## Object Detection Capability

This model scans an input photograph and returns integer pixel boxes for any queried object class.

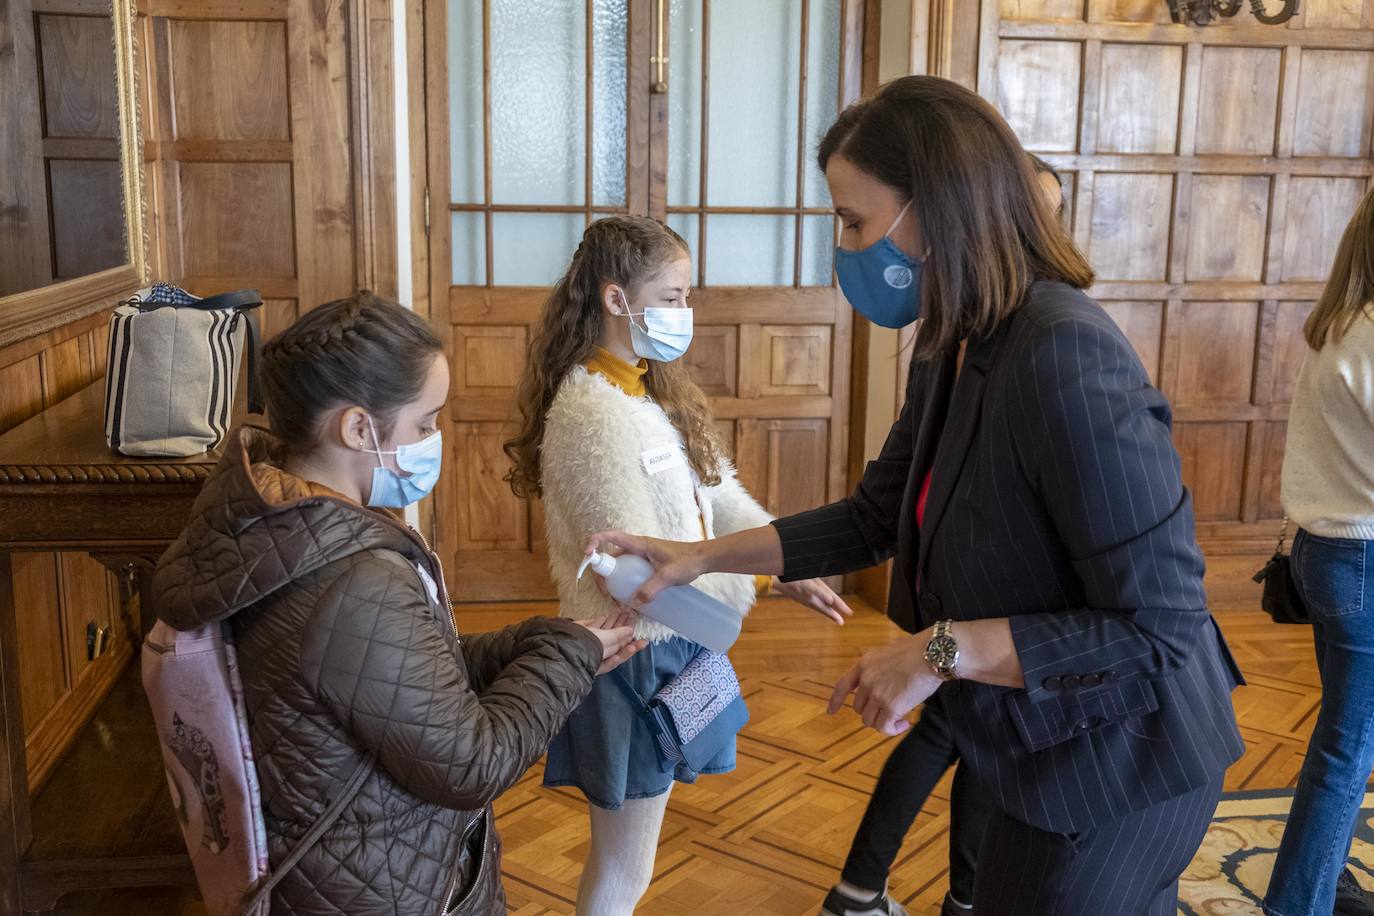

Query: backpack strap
[236,753,377,916]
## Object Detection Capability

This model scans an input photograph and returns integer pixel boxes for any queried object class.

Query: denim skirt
[543,635,738,810]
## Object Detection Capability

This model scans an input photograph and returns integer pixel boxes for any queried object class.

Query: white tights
[575,788,672,916]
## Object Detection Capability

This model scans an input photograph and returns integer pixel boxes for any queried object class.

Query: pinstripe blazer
[774,281,1245,834]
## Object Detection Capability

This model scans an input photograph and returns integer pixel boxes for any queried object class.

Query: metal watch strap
[927,618,959,681]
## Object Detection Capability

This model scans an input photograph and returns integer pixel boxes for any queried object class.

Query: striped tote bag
[104,284,263,457]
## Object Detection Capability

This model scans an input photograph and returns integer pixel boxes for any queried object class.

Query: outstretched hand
[574,611,649,675]
[828,636,942,736]
[584,531,706,608]
[771,576,853,625]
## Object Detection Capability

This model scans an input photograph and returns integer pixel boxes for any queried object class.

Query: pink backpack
[142,619,373,915]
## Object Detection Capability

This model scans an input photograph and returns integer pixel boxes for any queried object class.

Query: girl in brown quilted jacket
[151,292,645,915]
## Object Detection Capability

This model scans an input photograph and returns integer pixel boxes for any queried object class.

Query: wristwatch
[924,619,960,681]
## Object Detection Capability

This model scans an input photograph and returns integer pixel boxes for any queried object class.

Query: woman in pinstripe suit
[587,75,1246,916]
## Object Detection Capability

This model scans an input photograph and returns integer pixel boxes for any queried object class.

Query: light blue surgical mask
[625,305,693,363]
[834,200,923,329]
[364,415,442,508]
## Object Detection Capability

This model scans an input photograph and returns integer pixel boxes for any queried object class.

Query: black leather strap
[191,289,263,312]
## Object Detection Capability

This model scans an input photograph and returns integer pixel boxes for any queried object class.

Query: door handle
[651,0,668,94]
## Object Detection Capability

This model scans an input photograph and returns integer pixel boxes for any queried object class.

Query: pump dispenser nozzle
[577,551,616,581]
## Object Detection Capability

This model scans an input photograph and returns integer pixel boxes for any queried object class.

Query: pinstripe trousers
[971,772,1223,916]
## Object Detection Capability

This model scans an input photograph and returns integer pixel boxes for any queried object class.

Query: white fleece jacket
[541,366,775,643]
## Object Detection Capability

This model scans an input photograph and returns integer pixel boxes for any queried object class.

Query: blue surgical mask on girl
[623,300,693,363]
[364,415,442,508]
[833,200,923,329]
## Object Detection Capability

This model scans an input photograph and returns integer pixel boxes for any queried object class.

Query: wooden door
[428,0,864,602]
[942,0,1374,557]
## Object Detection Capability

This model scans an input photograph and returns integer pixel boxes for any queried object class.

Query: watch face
[926,634,958,669]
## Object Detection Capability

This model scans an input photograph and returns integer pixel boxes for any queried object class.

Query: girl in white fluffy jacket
[504,216,851,914]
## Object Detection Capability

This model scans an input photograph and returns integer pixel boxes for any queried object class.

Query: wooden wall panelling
[0,358,46,435]
[351,0,400,300]
[735,418,831,520]
[288,0,355,315]
[1,0,54,296]
[1193,46,1282,156]
[683,325,739,397]
[12,554,65,743]
[1096,42,1181,154]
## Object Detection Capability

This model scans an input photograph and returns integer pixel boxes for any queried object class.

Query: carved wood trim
[0,464,211,484]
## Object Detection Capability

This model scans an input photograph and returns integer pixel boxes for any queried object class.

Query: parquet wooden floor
[54,558,1315,915]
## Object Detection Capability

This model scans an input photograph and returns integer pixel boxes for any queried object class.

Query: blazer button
[1075,716,1103,731]
[1043,675,1062,690]
[1062,674,1081,689]
[1081,672,1102,688]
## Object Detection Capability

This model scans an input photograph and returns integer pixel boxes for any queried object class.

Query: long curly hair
[504,217,725,499]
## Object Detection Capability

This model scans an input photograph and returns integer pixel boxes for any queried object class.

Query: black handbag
[1252,517,1309,624]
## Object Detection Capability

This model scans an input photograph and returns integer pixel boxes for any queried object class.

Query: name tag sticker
[642,445,686,475]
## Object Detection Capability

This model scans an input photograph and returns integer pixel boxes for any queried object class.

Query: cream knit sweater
[1280,309,1374,540]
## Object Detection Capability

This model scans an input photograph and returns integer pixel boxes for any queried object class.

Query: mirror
[0,0,144,342]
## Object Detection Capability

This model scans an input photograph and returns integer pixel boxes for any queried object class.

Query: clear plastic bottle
[576,551,743,653]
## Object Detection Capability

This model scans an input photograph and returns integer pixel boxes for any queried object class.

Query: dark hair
[1029,153,1062,187]
[818,75,1093,360]
[260,291,444,454]
[504,216,724,499]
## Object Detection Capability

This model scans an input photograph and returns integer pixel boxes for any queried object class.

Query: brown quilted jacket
[151,427,602,915]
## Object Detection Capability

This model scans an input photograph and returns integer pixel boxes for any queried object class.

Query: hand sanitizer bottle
[577,551,743,653]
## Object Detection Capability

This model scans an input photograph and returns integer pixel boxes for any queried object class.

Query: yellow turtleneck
[582,346,771,598]
[585,346,648,397]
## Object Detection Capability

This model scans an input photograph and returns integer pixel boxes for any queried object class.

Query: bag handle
[237,753,376,916]
[191,290,264,415]
[1275,515,1290,556]
[190,289,263,312]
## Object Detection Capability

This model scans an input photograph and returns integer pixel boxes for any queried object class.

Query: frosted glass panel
[707,1,801,207]
[447,0,484,204]
[490,0,585,205]
[667,0,703,207]
[666,212,700,285]
[705,215,793,285]
[804,0,842,208]
[592,0,627,206]
[801,215,835,286]
[492,212,584,284]
[451,212,485,285]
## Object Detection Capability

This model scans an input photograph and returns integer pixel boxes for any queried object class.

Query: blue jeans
[1264,530,1373,916]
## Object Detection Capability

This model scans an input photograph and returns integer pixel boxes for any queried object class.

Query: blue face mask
[834,201,923,329]
[625,304,693,363]
[364,415,443,508]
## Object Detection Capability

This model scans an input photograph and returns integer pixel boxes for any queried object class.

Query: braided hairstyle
[260,291,444,454]
[504,216,726,499]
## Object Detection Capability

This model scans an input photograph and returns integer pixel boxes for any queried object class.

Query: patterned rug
[1178,787,1374,914]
